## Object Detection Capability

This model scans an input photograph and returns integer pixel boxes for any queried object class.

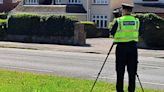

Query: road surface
[0,48,164,90]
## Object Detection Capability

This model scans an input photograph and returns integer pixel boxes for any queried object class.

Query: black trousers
[116,42,138,92]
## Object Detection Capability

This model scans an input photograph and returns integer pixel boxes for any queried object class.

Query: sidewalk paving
[0,38,164,58]
[0,38,113,54]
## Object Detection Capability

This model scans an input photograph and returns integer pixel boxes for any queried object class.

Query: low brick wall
[2,23,86,45]
[4,35,74,45]
[74,23,86,45]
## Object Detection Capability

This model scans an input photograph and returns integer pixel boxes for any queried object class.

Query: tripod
[90,43,114,92]
[136,73,145,92]
[89,42,145,92]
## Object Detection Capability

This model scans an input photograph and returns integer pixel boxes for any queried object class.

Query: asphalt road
[0,48,164,90]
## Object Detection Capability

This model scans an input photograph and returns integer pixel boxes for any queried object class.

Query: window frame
[12,0,17,3]
[56,0,62,4]
[68,0,82,4]
[92,15,108,28]
[142,0,158,1]
[24,0,39,5]
[92,0,108,5]
[0,0,3,4]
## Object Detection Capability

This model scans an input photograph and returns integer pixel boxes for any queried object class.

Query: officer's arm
[110,21,118,36]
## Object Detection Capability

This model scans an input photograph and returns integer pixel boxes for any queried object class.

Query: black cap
[122,3,134,9]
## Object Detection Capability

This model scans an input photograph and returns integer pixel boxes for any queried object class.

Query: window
[12,0,17,3]
[143,0,158,1]
[24,0,39,5]
[0,0,3,4]
[68,0,81,4]
[56,0,62,4]
[93,0,108,4]
[12,0,18,3]
[92,15,108,28]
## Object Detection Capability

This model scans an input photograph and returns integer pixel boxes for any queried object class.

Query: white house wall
[90,4,111,22]
[59,0,69,4]
[134,0,164,3]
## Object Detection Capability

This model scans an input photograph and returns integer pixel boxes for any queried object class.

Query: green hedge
[0,19,7,38]
[82,21,109,38]
[8,13,76,37]
[0,13,8,19]
[134,13,164,48]
[44,16,75,36]
[8,14,40,36]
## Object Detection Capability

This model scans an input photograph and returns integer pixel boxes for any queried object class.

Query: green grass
[0,70,163,92]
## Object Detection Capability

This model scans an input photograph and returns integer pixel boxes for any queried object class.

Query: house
[12,0,133,29]
[0,0,20,12]
[133,0,164,18]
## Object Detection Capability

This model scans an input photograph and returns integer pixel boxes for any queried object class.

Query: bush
[0,19,7,38]
[82,21,109,38]
[0,13,8,19]
[8,13,76,37]
[134,13,164,48]
[44,15,75,36]
[8,13,40,36]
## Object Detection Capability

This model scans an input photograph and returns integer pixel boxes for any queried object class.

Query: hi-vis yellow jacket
[114,16,140,43]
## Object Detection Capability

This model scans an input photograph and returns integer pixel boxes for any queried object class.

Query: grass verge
[0,69,163,92]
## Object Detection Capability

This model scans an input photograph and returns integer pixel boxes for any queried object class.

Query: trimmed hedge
[81,21,109,38]
[8,14,40,36]
[0,19,7,38]
[8,13,76,37]
[44,16,75,36]
[0,13,8,19]
[134,13,164,48]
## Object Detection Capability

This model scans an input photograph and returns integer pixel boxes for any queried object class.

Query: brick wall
[0,0,20,12]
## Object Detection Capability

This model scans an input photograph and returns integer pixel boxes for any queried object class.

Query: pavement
[0,38,113,54]
[0,38,164,58]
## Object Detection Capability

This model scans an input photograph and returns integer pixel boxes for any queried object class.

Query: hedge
[7,13,76,37]
[44,16,75,36]
[81,21,109,38]
[0,19,7,38]
[0,13,8,19]
[134,13,164,48]
[8,14,40,36]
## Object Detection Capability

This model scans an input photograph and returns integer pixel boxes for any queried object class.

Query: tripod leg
[89,43,114,92]
[136,73,144,92]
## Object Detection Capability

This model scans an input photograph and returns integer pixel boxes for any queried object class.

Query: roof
[133,3,164,13]
[12,1,86,14]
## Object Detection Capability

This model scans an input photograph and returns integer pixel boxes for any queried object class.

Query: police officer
[110,3,140,92]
